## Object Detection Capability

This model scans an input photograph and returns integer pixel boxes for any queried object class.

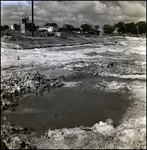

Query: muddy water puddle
[37,69,73,77]
[3,77,132,135]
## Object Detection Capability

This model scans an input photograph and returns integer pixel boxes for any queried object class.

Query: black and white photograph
[1,1,146,149]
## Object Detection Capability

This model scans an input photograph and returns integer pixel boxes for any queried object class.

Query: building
[38,26,47,32]
[38,26,58,32]
[38,26,59,36]
[10,25,14,30]
[48,26,58,32]
[20,17,29,33]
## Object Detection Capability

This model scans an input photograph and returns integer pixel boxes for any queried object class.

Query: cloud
[1,1,146,27]
[94,1,108,14]
[118,1,146,17]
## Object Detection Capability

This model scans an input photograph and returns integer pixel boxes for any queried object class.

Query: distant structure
[38,26,59,36]
[20,17,29,33]
[10,25,14,30]
[99,28,103,36]
[54,32,66,39]
[38,26,58,33]
[47,26,58,33]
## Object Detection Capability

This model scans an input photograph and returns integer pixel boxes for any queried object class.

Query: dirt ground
[1,35,146,149]
[1,34,102,49]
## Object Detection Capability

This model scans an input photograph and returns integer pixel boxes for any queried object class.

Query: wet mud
[2,76,132,135]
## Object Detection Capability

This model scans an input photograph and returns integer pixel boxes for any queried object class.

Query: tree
[125,22,137,34]
[63,24,74,32]
[26,23,36,32]
[95,25,99,31]
[74,27,81,33]
[59,27,65,32]
[45,23,58,27]
[136,21,146,34]
[1,25,9,31]
[89,27,95,34]
[80,24,91,32]
[103,24,115,34]
[114,22,127,34]
[13,23,20,31]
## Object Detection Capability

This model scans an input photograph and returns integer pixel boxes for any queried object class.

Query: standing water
[3,76,132,135]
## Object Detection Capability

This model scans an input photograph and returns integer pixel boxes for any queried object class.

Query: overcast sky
[1,1,146,29]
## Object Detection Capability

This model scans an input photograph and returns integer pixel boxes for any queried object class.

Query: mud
[2,76,132,135]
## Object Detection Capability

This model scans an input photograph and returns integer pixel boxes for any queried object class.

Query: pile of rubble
[1,71,64,111]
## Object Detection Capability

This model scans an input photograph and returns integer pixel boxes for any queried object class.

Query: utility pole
[32,0,34,37]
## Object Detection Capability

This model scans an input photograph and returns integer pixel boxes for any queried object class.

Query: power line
[32,0,34,37]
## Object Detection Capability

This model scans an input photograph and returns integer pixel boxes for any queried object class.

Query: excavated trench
[2,76,132,135]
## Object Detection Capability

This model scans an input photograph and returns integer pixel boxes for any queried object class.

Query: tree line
[103,21,146,35]
[1,21,146,35]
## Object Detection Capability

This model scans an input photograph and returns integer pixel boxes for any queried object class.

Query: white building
[38,26,58,33]
[10,25,14,30]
